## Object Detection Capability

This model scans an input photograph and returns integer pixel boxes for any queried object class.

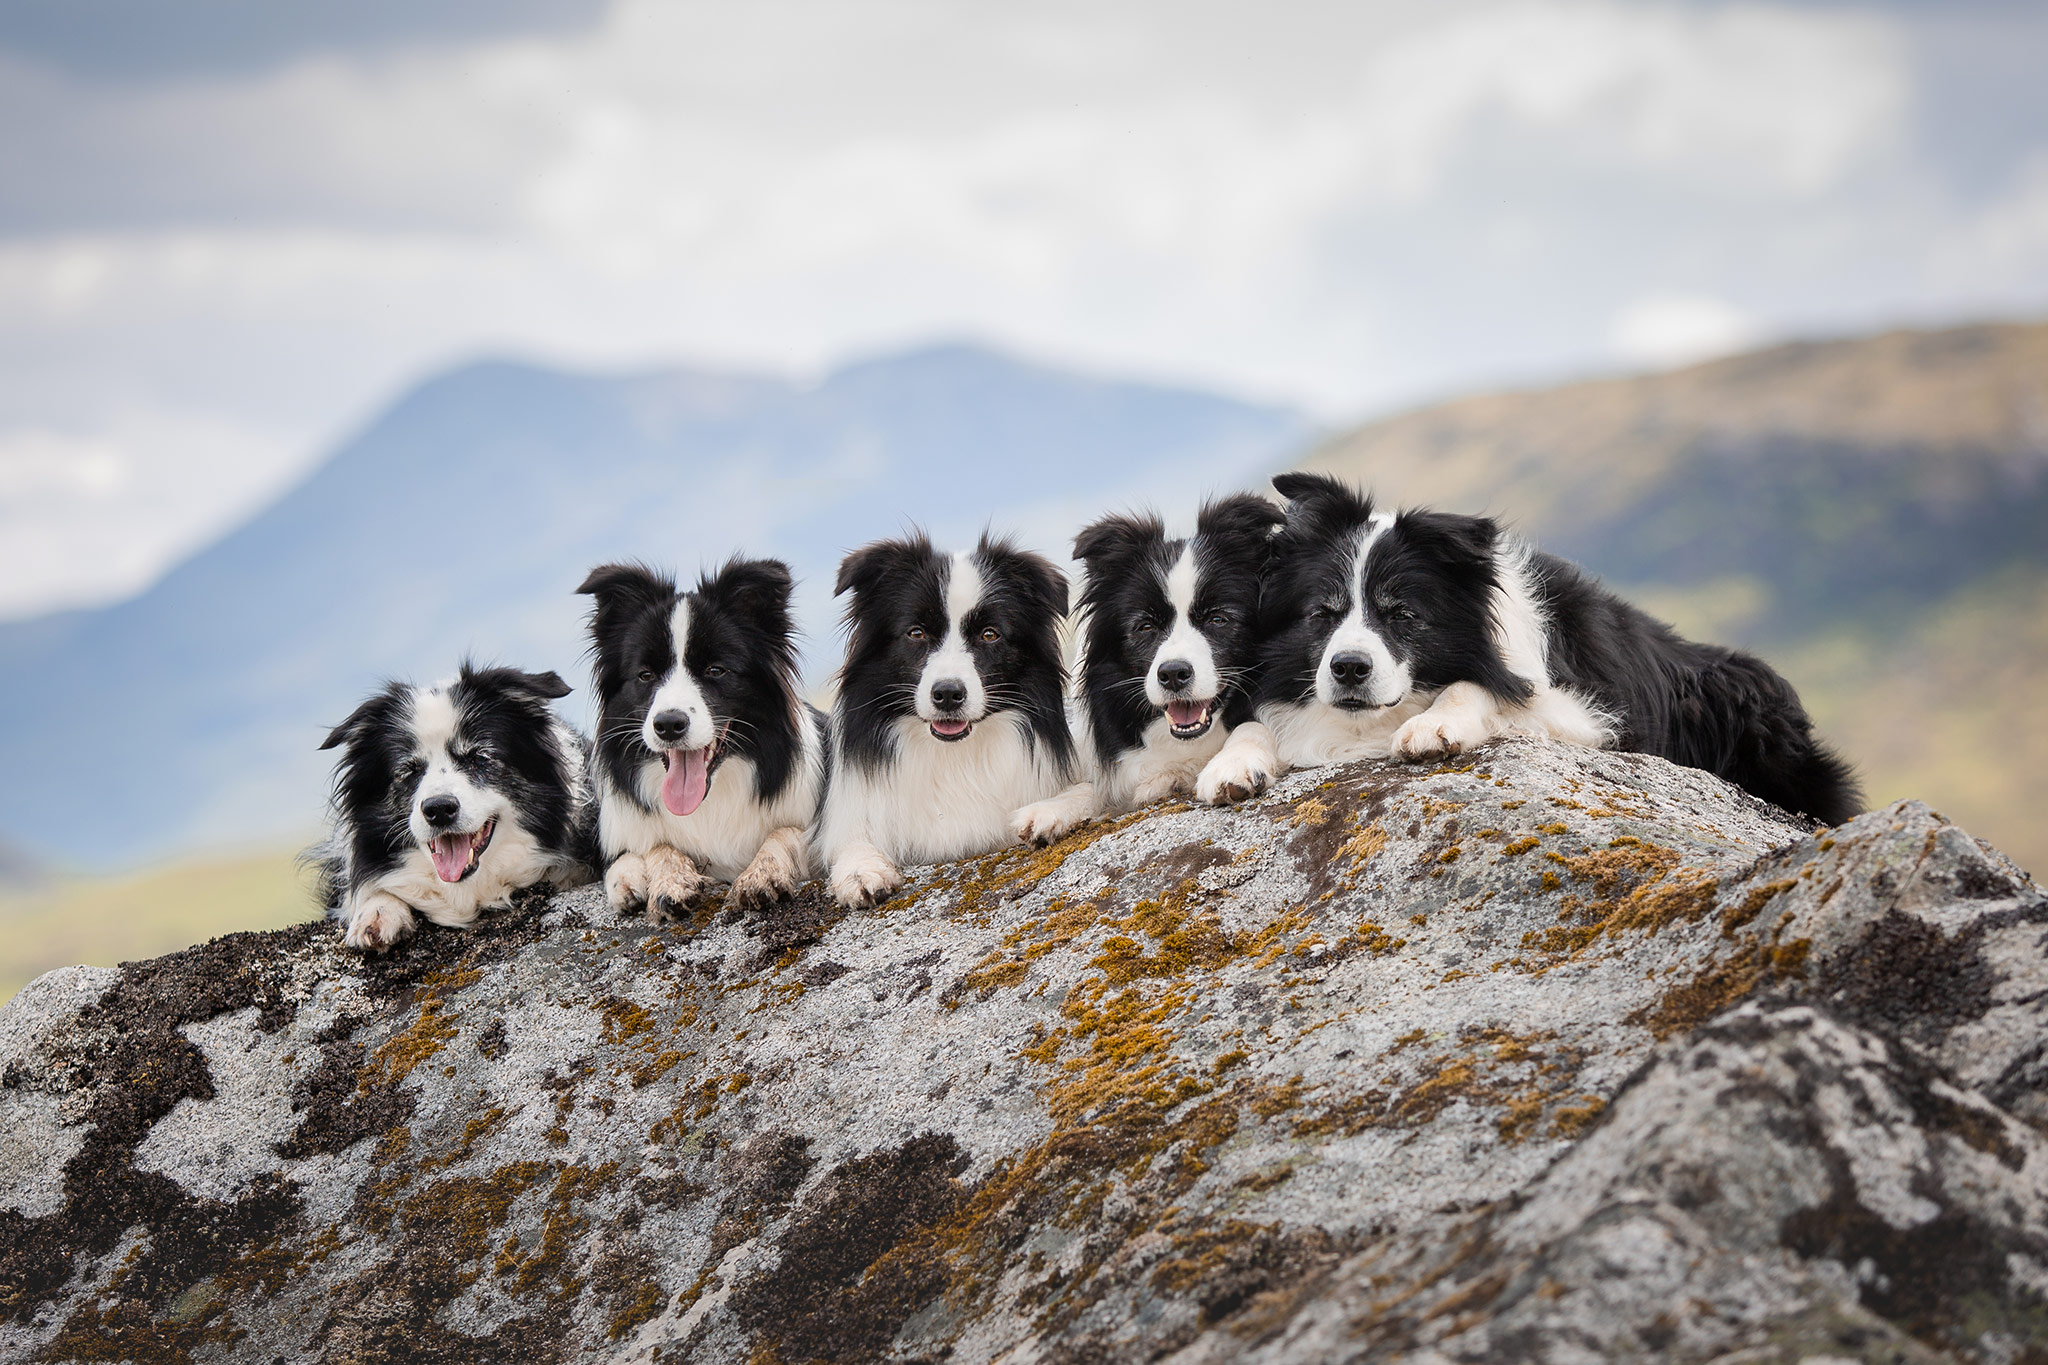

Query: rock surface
[2,738,2044,1364]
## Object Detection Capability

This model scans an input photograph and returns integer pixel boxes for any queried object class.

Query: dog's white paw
[644,845,705,924]
[830,845,903,909]
[1196,750,1271,806]
[1009,800,1078,848]
[729,830,805,911]
[343,892,416,953]
[605,852,649,912]
[1392,712,1490,762]
[1128,772,1188,808]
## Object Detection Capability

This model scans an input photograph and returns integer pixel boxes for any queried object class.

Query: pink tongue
[1167,700,1208,727]
[430,833,471,883]
[661,748,711,816]
[931,718,969,737]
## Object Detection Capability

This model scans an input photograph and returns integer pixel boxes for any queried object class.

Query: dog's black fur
[1261,472,1862,826]
[833,531,1075,775]
[1073,493,1282,764]
[579,557,819,813]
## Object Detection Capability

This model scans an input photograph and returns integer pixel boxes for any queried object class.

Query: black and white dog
[1200,472,1861,825]
[580,558,828,920]
[1010,493,1282,845]
[819,532,1076,907]
[315,663,595,952]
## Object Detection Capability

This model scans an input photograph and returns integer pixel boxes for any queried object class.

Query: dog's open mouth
[428,818,496,884]
[929,717,973,742]
[659,724,728,817]
[1164,699,1216,740]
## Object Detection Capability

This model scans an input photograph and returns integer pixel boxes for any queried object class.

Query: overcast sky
[1,0,2044,620]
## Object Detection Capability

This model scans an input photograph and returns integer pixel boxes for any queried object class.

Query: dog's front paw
[729,831,804,912]
[830,846,902,909]
[343,892,416,953]
[1196,751,1270,806]
[605,852,649,913]
[1009,800,1078,848]
[644,845,704,924]
[1392,712,1488,762]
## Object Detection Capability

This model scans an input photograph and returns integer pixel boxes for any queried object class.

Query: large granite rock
[2,738,2043,1364]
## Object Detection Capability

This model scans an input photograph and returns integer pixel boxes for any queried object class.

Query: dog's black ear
[577,562,674,638]
[834,535,930,598]
[703,557,794,623]
[1071,511,1163,570]
[1196,492,1285,548]
[513,669,574,700]
[1272,471,1375,540]
[979,533,1069,620]
[319,693,387,751]
[1397,510,1499,575]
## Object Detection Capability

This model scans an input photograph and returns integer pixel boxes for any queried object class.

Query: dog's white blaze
[643,598,716,753]
[406,684,501,844]
[917,551,988,721]
[1316,512,1410,707]
[602,705,826,880]
[1147,543,1221,707]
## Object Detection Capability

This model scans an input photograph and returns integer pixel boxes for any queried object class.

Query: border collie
[579,558,828,921]
[818,532,1076,907]
[1201,472,1861,826]
[1010,493,1283,845]
[315,664,595,952]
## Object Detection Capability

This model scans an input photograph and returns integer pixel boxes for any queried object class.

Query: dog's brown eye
[704,664,727,678]
[1206,611,1229,627]
[907,625,927,642]
[636,668,654,683]
[979,626,1001,644]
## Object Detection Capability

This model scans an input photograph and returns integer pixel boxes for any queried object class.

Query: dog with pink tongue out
[580,558,828,923]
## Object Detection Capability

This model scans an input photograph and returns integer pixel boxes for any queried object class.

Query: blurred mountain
[0,343,1309,867]
[1301,319,2048,875]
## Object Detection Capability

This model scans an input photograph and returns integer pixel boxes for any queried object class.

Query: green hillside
[0,846,321,1004]
[1301,320,2048,876]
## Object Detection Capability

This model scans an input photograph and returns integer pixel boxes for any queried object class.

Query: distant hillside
[0,344,1307,867]
[1302,319,2048,874]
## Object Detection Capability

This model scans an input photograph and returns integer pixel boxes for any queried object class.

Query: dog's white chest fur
[1091,709,1230,810]
[600,727,825,881]
[824,714,1066,867]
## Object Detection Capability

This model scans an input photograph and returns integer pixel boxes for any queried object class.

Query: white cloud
[1608,291,1762,370]
[0,412,303,617]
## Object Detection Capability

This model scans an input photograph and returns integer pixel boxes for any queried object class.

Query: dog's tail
[1676,648,1863,828]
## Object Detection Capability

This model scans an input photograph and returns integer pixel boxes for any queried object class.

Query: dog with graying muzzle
[313,663,596,951]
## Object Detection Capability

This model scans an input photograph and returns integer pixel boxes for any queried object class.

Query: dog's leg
[829,841,903,909]
[1128,769,1190,808]
[343,890,416,953]
[605,851,650,913]
[730,826,808,911]
[644,844,705,924]
[1391,682,1503,761]
[1009,781,1100,847]
[1196,722,1279,805]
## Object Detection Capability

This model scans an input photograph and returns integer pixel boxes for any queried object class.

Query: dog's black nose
[1156,659,1195,692]
[1330,653,1373,687]
[421,795,460,828]
[651,710,690,744]
[930,679,968,713]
